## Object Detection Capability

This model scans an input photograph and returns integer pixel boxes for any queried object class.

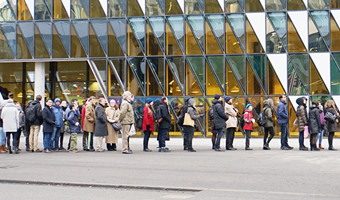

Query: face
[91,99,96,104]
[73,100,78,105]
[46,100,53,107]
[100,100,106,106]
[128,95,134,102]
[55,101,60,106]
[218,97,222,101]
[110,100,116,107]
[248,106,253,110]
[303,98,307,104]
[281,96,286,102]
[229,99,232,104]
[61,101,67,107]
[150,101,154,106]
[16,104,21,110]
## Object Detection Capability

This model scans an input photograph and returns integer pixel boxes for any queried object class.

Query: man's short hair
[161,96,167,101]
[279,95,285,100]
[36,95,42,101]
[98,98,105,103]
[71,99,78,103]
[46,98,53,102]
[69,104,75,110]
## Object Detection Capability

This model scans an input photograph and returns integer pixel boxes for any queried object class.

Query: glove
[199,114,204,118]
[251,119,255,123]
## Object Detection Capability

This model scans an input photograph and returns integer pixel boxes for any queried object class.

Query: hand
[75,122,79,126]
[251,119,255,123]
[54,121,58,125]
[199,114,204,118]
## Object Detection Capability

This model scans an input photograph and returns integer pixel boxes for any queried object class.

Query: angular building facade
[0,0,340,137]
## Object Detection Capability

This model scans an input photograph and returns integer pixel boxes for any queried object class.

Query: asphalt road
[1,135,340,199]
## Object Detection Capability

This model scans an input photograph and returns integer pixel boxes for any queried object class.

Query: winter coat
[142,106,155,131]
[42,106,56,133]
[276,100,288,124]
[30,100,43,126]
[68,110,81,133]
[83,103,95,133]
[297,106,308,132]
[18,109,25,129]
[309,106,321,134]
[212,100,229,130]
[81,105,86,130]
[24,101,33,136]
[158,102,171,129]
[105,106,119,144]
[94,103,108,137]
[60,110,66,133]
[52,105,64,128]
[225,102,238,128]
[243,110,254,131]
[185,99,202,127]
[263,99,274,128]
[325,107,340,133]
[1,102,19,132]
[119,100,135,125]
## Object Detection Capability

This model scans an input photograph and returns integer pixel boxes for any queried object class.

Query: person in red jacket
[142,98,154,152]
[81,99,88,151]
[243,104,255,150]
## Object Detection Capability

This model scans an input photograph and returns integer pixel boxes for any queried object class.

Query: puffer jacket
[52,105,63,128]
[309,105,321,134]
[325,107,340,133]
[68,110,81,133]
[296,98,308,132]
[212,100,229,130]
[263,99,274,128]
[225,102,238,128]
[185,99,202,127]
[243,110,254,131]
[158,101,171,129]
[276,100,288,124]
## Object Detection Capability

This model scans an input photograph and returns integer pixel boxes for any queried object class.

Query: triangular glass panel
[225,0,243,13]
[245,0,264,12]
[246,17,264,53]
[36,22,52,57]
[55,20,70,55]
[146,0,163,15]
[108,0,125,17]
[128,18,146,54]
[207,15,224,51]
[289,54,308,85]
[225,17,243,53]
[309,0,328,9]
[127,63,144,96]
[0,23,16,57]
[309,16,328,52]
[70,23,86,57]
[205,0,223,13]
[0,0,16,21]
[165,0,182,14]
[280,0,287,8]
[110,58,126,89]
[186,61,203,96]
[91,19,108,55]
[205,20,223,54]
[267,12,287,51]
[18,22,34,57]
[287,58,308,95]
[186,57,204,92]
[146,20,163,55]
[127,20,144,56]
[226,60,244,95]
[331,14,340,51]
[333,53,340,69]
[146,62,164,96]
[16,25,32,59]
[45,0,53,14]
[165,21,182,55]
[310,11,330,48]
[287,16,306,52]
[71,0,88,18]
[92,59,107,83]
[149,17,165,51]
[17,0,33,20]
[89,23,105,57]
[35,0,52,20]
[0,27,14,59]
[331,56,340,94]
[266,16,285,53]
[310,59,329,95]
[238,0,245,10]
[54,0,69,19]
[166,60,184,96]
[166,56,185,89]
[287,0,306,10]
[167,16,185,53]
[247,55,266,89]
[227,55,246,90]
[52,24,68,58]
[79,0,90,16]
[147,57,165,89]
[207,56,224,91]
[90,0,106,18]
[266,0,284,11]
[109,18,127,54]
[127,0,144,16]
[108,61,124,96]
[247,61,265,95]
[226,14,245,50]
[187,15,204,52]
[185,21,203,55]
[185,0,203,14]
[206,61,223,95]
[108,23,124,56]
[267,58,285,95]
[127,57,146,91]
[72,20,89,54]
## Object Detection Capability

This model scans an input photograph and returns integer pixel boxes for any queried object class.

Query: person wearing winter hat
[243,104,255,150]
[296,97,308,151]
[212,94,229,151]
[224,96,238,150]
[142,98,154,152]
[51,98,63,151]
[179,96,192,150]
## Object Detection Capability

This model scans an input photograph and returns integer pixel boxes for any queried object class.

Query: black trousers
[264,127,275,145]
[143,130,151,150]
[226,128,236,149]
[328,132,335,147]
[245,130,251,148]
[60,131,65,148]
[183,131,187,148]
[25,130,30,149]
[183,126,195,150]
[6,131,19,148]
[211,132,217,148]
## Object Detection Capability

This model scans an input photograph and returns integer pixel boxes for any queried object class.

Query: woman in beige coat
[83,97,96,151]
[224,96,238,150]
[106,99,119,151]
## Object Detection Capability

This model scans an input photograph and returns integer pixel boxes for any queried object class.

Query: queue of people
[0,92,339,155]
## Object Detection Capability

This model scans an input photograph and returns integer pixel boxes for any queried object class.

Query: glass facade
[0,0,340,137]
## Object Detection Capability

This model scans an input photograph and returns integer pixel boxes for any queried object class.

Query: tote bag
[183,113,195,127]
[128,124,136,136]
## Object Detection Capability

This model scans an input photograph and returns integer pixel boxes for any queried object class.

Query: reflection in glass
[287,0,306,10]
[17,0,33,20]
[108,23,124,56]
[246,18,263,53]
[146,63,163,96]
[147,17,165,55]
[168,16,185,53]
[0,63,23,83]
[89,23,105,57]
[248,55,266,87]
[290,54,308,85]
[127,63,144,96]
[267,12,286,53]
[35,0,51,20]
[148,57,164,89]
[247,62,265,95]
[71,0,88,19]
[57,61,87,82]
[128,57,145,92]
[108,0,125,17]
[187,15,204,51]
[245,0,264,12]
[146,0,163,15]
[287,59,308,95]
[227,55,246,90]
[225,0,243,13]
[267,59,285,95]
[309,17,328,52]
[287,17,306,52]
[187,56,204,90]
[226,61,243,95]
[186,21,203,55]
[127,0,143,16]
[207,56,224,90]
[225,18,243,53]
[18,22,34,56]
[0,26,14,59]
[36,22,52,57]
[166,22,182,55]
[89,0,105,18]
[310,59,329,95]
[331,57,340,95]
[35,26,50,58]
[266,0,284,11]
[111,58,125,88]
[166,63,183,96]
[127,19,144,56]
[205,20,223,54]
[72,20,89,54]
[310,11,329,48]
[207,15,224,50]
[309,0,328,9]
[185,0,202,14]
[129,18,145,53]
[55,20,70,55]
[331,0,340,8]
[109,19,127,54]
[165,0,182,14]
[205,0,223,13]
[54,0,69,19]
[91,19,107,55]
[227,14,245,49]
[167,56,185,90]
[0,0,16,21]
[206,61,222,95]
[331,15,340,51]
[70,24,86,57]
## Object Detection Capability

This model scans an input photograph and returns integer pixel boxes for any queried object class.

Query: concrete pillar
[34,62,45,107]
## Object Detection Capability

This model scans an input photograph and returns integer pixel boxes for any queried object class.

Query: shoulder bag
[183,109,195,127]
[111,110,122,131]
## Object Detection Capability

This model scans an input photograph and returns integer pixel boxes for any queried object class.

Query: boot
[8,146,12,154]
[107,143,113,151]
[13,146,19,154]
[299,146,308,151]
[112,143,117,151]
[311,144,320,151]
[319,143,324,149]
[0,145,6,153]
[329,146,338,151]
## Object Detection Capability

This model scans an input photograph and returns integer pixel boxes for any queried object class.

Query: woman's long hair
[324,100,336,110]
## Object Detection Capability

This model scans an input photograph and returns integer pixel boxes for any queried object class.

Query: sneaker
[122,151,132,154]
[215,148,223,151]
[34,149,43,152]
[44,149,52,153]
[69,150,79,153]
[160,147,170,152]
[188,149,196,152]
[245,147,253,150]
[143,149,152,152]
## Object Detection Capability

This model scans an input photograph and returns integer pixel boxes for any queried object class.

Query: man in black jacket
[212,94,229,151]
[157,96,171,152]
[29,95,43,152]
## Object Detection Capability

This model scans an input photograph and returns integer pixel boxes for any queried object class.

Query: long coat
[83,103,95,133]
[225,102,238,128]
[263,99,274,128]
[119,100,135,125]
[158,102,171,129]
[142,106,154,131]
[42,106,56,133]
[309,106,321,134]
[105,106,119,143]
[325,107,340,133]
[297,106,308,132]
[212,100,229,130]
[1,103,19,132]
[94,103,108,137]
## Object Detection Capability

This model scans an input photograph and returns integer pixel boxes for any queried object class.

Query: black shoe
[188,149,196,152]
[108,149,114,151]
[299,146,308,151]
[245,147,253,150]
[160,147,170,152]
[8,146,12,154]
[184,147,188,150]
[122,151,132,154]
[13,147,19,154]
[329,146,338,151]
[89,149,95,152]
[226,147,236,151]
[287,145,294,150]
[143,148,152,152]
[212,146,215,150]
[281,146,290,150]
[263,146,270,150]
[312,144,320,151]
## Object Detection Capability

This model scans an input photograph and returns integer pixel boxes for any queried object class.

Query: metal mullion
[225,55,246,95]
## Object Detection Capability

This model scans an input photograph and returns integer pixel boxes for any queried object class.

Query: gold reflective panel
[310,59,329,95]
[331,0,340,8]
[165,0,183,15]
[146,21,163,56]
[127,0,144,16]
[71,0,88,19]
[205,0,223,13]
[108,23,124,56]
[90,0,106,18]
[0,27,14,59]
[35,26,50,58]
[185,0,202,14]
[54,0,69,19]
[287,17,306,52]
[206,61,222,95]
[127,63,144,96]
[16,26,32,59]
[186,62,203,96]
[147,63,163,96]
[267,59,285,95]
[246,61,265,95]
[185,21,202,55]
[331,15,340,51]
[246,18,264,53]
[225,0,243,13]
[287,0,306,10]
[108,0,124,17]
[89,24,105,57]
[146,0,163,15]
[266,0,284,11]
[245,0,264,12]
[225,19,243,54]
[288,100,298,136]
[166,22,182,55]
[70,24,86,57]
[226,61,243,95]
[52,25,68,58]
[166,63,183,96]
[205,21,223,54]
[17,0,33,20]
[127,23,143,56]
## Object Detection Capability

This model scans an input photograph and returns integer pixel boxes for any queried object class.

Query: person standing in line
[184,98,203,152]
[59,100,67,151]
[65,99,80,150]
[67,104,80,153]
[277,95,293,150]
[1,99,19,154]
[42,99,57,153]
[29,95,43,152]
[317,104,325,149]
[243,104,255,150]
[24,100,33,151]
[119,91,135,154]
[157,96,171,152]
[180,97,191,150]
[309,100,321,151]
[16,102,25,151]
[324,100,340,151]
[208,101,218,149]
[224,96,238,151]
[0,101,7,153]
[94,98,108,152]
[263,99,275,150]
[212,94,229,151]
[52,98,63,151]
[83,96,96,151]
[81,99,88,150]
[296,97,308,151]
[105,99,119,151]
[142,98,154,152]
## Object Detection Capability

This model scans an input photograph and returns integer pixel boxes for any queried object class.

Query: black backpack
[177,105,188,126]
[257,108,268,126]
[208,106,214,120]
[26,104,37,123]
[239,111,248,128]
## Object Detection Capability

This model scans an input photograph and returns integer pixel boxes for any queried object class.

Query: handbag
[293,118,299,127]
[128,124,136,136]
[324,112,337,123]
[303,126,309,138]
[183,113,194,127]
[111,110,122,131]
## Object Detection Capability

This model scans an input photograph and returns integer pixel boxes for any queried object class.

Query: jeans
[226,128,236,149]
[264,127,275,145]
[6,132,19,148]
[158,128,168,148]
[211,133,217,149]
[59,131,65,148]
[245,130,251,148]
[43,132,52,150]
[299,131,305,147]
[214,129,224,149]
[52,127,61,150]
[316,129,324,144]
[279,123,289,147]
[143,130,151,150]
[0,127,5,146]
[183,126,195,150]
[182,131,187,148]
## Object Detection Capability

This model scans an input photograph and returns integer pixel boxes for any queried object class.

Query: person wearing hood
[224,96,238,150]
[94,98,108,152]
[277,95,293,150]
[15,102,25,151]
[59,100,67,150]
[243,104,255,150]
[1,99,19,154]
[0,101,7,153]
[119,91,135,154]
[67,104,80,153]
[263,99,275,150]
[142,98,154,152]
[208,99,218,149]
[24,100,33,151]
[309,100,321,151]
[324,100,340,150]
[29,95,43,152]
[296,97,308,151]
[183,98,203,152]
[157,96,172,152]
[212,94,229,151]
[180,97,192,150]
[317,104,325,149]
[42,99,57,153]
[52,98,63,151]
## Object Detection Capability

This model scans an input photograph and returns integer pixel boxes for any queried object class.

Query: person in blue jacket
[52,98,63,151]
[276,95,293,150]
[67,104,80,153]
